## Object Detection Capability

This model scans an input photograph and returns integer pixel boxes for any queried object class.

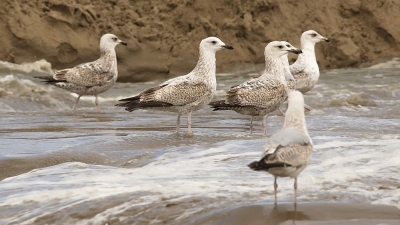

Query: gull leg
[187,112,193,136]
[95,95,102,112]
[250,116,254,134]
[278,108,285,116]
[304,104,313,111]
[262,115,268,136]
[294,177,298,205]
[72,95,81,112]
[274,176,278,205]
[176,114,181,134]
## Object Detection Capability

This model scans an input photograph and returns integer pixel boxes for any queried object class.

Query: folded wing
[54,62,114,87]
[116,79,209,111]
[249,127,312,170]
[226,78,286,108]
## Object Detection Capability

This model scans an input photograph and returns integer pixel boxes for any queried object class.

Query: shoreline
[185,202,400,225]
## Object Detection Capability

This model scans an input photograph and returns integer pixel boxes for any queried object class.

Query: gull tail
[35,76,67,85]
[54,69,69,80]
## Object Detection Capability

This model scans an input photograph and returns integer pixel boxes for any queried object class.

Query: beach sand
[186,203,400,225]
[0,151,108,180]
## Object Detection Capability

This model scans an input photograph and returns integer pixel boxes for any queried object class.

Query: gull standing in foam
[209,41,302,135]
[116,37,233,135]
[248,90,313,205]
[36,34,127,112]
[289,30,330,93]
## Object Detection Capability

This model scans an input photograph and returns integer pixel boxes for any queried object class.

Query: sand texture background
[1,0,400,82]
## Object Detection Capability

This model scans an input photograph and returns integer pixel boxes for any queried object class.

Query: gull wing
[259,127,311,167]
[226,78,285,108]
[54,61,114,87]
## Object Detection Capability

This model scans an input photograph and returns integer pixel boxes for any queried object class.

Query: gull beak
[222,45,234,50]
[322,37,330,42]
[288,49,302,54]
[119,40,128,46]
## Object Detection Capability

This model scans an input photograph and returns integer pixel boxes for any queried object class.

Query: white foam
[0,74,95,112]
[368,58,400,69]
[0,136,399,223]
[0,59,53,74]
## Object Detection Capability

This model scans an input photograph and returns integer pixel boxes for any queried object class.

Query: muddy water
[0,61,400,224]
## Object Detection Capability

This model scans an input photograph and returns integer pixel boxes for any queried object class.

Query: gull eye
[211,41,217,44]
[278,45,284,49]
[286,44,290,47]
[310,33,317,37]
[112,37,118,41]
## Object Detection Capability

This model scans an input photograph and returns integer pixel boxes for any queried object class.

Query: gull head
[200,37,234,53]
[100,34,127,50]
[282,41,302,54]
[265,41,302,58]
[301,30,330,44]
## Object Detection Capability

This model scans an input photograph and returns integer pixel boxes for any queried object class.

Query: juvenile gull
[209,41,301,135]
[289,30,330,93]
[251,43,301,114]
[116,37,233,135]
[248,90,313,205]
[36,34,127,112]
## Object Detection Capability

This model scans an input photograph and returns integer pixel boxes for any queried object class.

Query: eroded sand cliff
[0,0,399,82]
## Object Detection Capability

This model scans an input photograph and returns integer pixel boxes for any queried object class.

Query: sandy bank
[1,0,400,82]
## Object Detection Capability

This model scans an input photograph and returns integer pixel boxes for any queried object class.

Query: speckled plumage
[248,91,313,204]
[210,41,301,135]
[116,37,233,135]
[36,34,127,112]
[290,30,330,93]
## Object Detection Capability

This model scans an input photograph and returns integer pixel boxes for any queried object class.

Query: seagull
[35,34,127,112]
[209,41,302,135]
[116,37,233,135]
[289,30,330,93]
[248,90,313,205]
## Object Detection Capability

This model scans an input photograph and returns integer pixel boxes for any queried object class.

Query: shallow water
[0,61,400,224]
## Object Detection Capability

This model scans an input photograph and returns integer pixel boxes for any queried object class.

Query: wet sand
[186,203,400,225]
[0,151,108,181]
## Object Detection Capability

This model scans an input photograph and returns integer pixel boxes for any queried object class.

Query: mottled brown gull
[116,37,233,135]
[36,34,127,112]
[209,41,301,135]
[248,90,313,205]
[290,30,330,93]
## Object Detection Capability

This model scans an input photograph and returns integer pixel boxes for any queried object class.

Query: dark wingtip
[248,161,261,170]
[34,76,63,84]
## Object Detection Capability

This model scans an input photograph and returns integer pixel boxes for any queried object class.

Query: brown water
[0,61,400,224]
